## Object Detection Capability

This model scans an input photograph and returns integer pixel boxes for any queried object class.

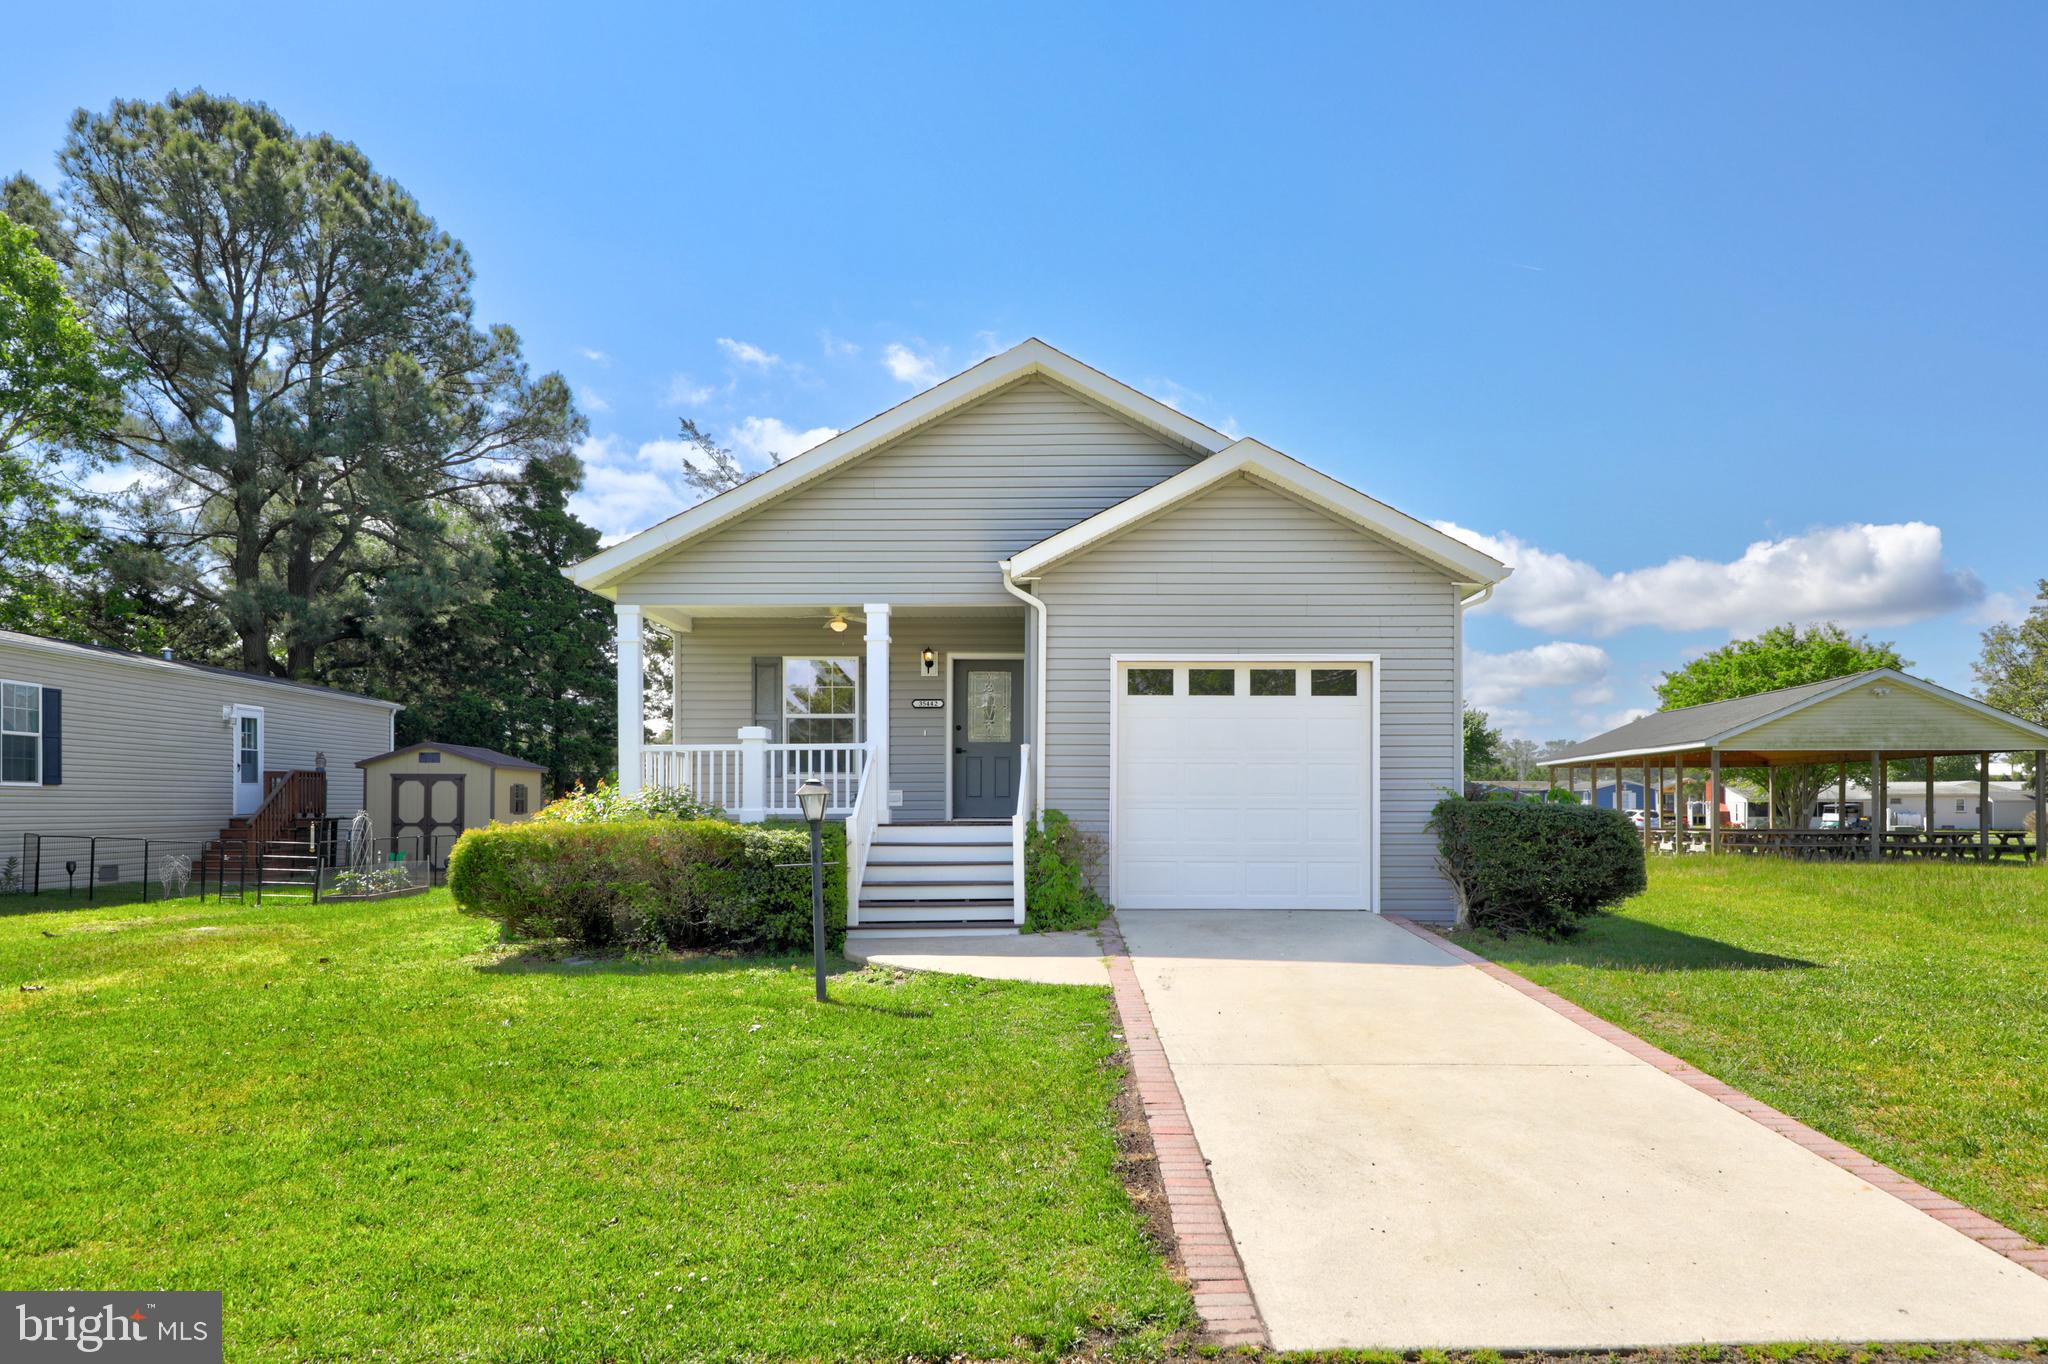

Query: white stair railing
[1011,743,1034,926]
[845,761,881,927]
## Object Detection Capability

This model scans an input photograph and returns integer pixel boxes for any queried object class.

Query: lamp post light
[795,777,830,1002]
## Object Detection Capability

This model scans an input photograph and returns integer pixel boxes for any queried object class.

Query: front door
[231,706,265,816]
[952,658,1023,819]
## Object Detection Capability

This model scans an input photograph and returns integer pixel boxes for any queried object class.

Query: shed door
[1115,661,1372,910]
[391,773,466,868]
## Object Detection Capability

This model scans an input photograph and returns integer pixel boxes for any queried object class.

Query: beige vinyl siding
[618,377,1201,608]
[672,615,1026,821]
[0,638,395,885]
[1733,680,2047,754]
[1035,475,1462,920]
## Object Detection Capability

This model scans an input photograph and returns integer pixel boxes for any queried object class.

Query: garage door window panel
[1311,668,1358,697]
[1188,667,1235,696]
[1127,667,1174,697]
[1250,668,1297,696]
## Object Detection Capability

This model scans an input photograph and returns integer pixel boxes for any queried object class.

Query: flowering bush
[327,865,416,898]
[532,778,721,824]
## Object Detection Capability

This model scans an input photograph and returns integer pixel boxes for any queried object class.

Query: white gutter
[999,559,1049,817]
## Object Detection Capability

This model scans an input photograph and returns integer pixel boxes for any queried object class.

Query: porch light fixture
[920,646,937,676]
[795,777,831,1002]
[826,614,849,633]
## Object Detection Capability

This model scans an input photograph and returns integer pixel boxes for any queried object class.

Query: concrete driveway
[1116,909,2048,1350]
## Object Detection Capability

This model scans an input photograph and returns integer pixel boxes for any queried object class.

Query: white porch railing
[640,745,744,810]
[1011,743,1034,926]
[640,734,870,821]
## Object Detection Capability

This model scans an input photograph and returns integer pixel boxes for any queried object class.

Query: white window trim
[0,678,42,787]
[943,652,1028,819]
[1106,653,1382,913]
[780,655,860,745]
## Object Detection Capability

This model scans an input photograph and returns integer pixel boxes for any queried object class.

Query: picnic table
[1883,829,2035,863]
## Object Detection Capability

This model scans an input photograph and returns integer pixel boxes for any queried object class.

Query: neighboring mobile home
[567,340,1511,929]
[0,630,400,889]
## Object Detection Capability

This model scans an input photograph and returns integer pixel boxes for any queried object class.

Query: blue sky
[7,2,2044,743]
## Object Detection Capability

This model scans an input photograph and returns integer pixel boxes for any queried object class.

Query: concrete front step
[857,902,1015,924]
[847,924,1022,943]
[860,881,1013,902]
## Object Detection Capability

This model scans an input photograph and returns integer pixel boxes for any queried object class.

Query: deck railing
[640,736,870,820]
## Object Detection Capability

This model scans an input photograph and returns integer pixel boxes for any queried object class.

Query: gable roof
[1539,668,2048,764]
[359,741,544,770]
[1004,438,1511,587]
[0,629,403,710]
[567,339,1231,596]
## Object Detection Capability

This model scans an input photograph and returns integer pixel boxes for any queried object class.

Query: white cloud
[579,348,610,366]
[578,386,610,414]
[1437,521,1984,637]
[728,416,838,467]
[1973,590,2033,628]
[971,330,1009,361]
[1465,641,1611,710]
[666,374,716,407]
[883,342,943,388]
[819,330,860,359]
[717,337,780,369]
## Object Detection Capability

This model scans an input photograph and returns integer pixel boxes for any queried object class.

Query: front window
[784,658,857,743]
[2,681,40,784]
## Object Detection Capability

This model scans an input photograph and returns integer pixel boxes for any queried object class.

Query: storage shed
[357,743,545,866]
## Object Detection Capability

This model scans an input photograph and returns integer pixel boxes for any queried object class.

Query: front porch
[612,602,1037,931]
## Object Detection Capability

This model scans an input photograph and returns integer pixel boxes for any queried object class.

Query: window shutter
[751,658,781,739]
[41,688,61,786]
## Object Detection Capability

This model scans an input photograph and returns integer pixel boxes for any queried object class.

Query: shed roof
[359,742,544,771]
[1539,668,2048,765]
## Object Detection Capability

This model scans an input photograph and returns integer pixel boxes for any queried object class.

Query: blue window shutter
[751,658,782,739]
[41,688,61,785]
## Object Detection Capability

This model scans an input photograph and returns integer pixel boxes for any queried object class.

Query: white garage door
[1114,659,1374,910]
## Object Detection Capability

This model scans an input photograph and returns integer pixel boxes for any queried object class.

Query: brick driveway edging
[1383,913,2048,1282]
[1099,914,1269,1347]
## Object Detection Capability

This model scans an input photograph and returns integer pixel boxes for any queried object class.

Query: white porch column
[736,726,769,822]
[864,602,892,823]
[615,604,644,793]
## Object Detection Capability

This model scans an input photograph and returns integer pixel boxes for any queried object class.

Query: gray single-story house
[0,630,400,890]
[567,339,1511,931]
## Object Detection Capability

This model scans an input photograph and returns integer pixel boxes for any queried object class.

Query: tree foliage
[31,91,581,677]
[1463,706,1508,779]
[1975,580,2048,735]
[319,457,617,795]
[1655,623,1907,709]
[0,199,131,635]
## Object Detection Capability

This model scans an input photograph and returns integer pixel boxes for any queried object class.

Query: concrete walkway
[842,930,1109,985]
[1116,909,2048,1350]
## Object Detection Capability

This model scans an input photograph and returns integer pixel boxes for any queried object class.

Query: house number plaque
[910,698,944,709]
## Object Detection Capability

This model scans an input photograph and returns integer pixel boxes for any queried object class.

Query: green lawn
[0,888,1186,1362]
[1463,858,2048,1245]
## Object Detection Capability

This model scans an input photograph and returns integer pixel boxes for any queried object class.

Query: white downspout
[1455,582,1495,796]
[999,559,1048,817]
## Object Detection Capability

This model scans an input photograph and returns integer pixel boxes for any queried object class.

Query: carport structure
[1539,669,2048,863]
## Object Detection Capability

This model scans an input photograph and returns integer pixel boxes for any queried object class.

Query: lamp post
[795,777,830,1002]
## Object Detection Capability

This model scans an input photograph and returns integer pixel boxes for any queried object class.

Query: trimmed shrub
[1427,796,1645,938]
[448,817,846,953]
[532,778,722,824]
[1024,809,1111,933]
